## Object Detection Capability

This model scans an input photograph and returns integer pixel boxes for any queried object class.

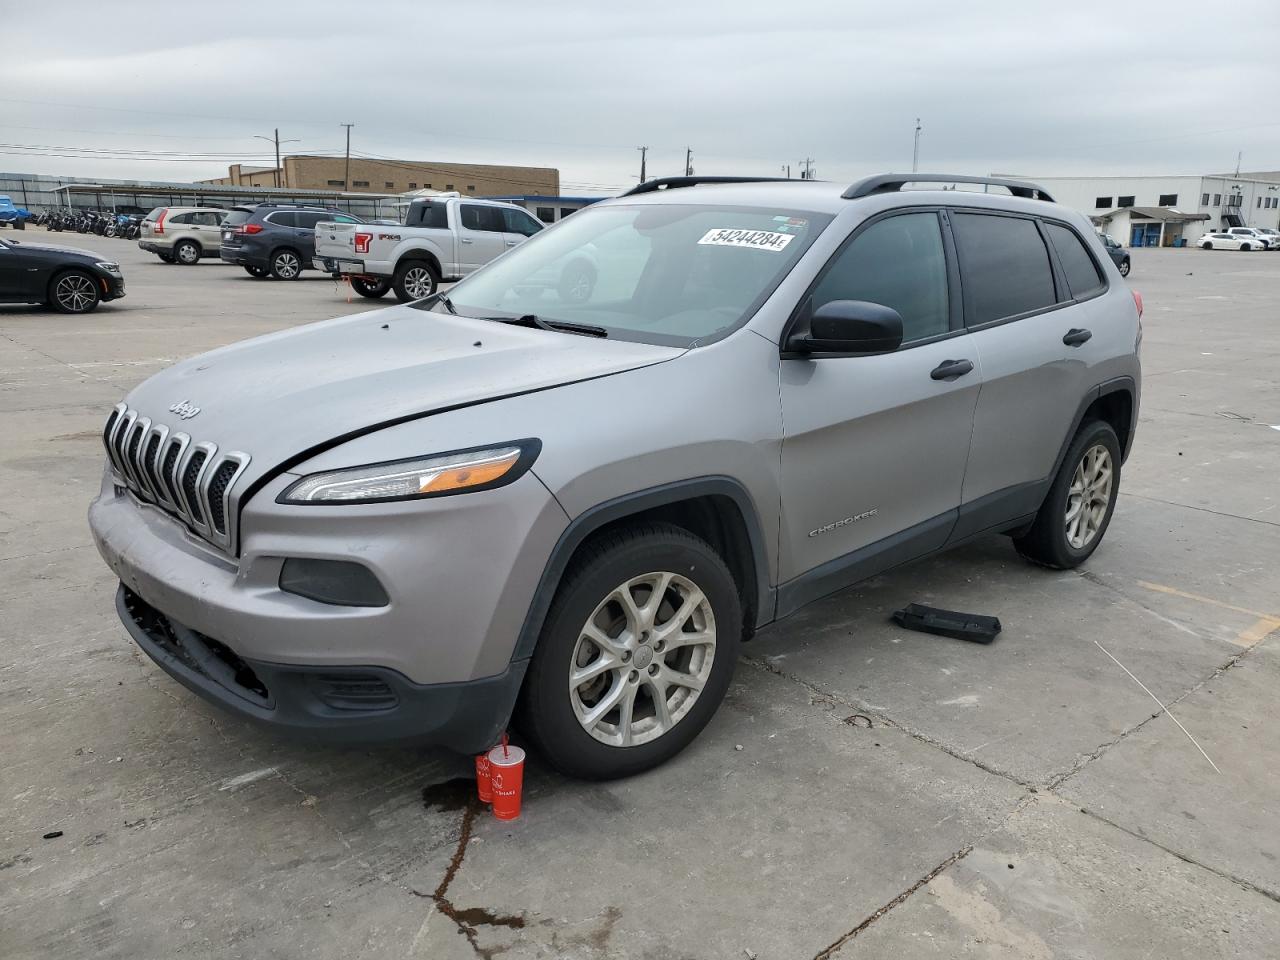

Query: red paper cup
[486,745,526,821]
[474,753,493,804]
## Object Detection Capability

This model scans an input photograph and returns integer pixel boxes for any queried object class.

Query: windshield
[417,202,832,346]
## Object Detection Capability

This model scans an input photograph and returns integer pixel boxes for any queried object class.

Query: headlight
[278,440,539,504]
[95,261,122,276]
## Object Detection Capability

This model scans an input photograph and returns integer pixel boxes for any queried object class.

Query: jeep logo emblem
[168,400,201,420]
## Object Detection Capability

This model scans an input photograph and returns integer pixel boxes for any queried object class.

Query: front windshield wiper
[490,314,608,338]
[436,293,458,314]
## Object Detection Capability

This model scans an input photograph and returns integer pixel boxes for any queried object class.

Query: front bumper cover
[116,584,525,750]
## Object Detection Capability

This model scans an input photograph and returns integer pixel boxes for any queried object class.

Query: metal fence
[0,172,399,219]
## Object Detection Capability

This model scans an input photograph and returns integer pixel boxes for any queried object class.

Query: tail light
[1132,290,1143,318]
[354,232,372,254]
[242,223,264,235]
[153,209,167,235]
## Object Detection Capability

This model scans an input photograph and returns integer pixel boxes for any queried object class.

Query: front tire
[392,259,439,302]
[1014,420,1121,569]
[269,249,303,280]
[1118,258,1130,277]
[351,277,391,299]
[174,239,200,265]
[49,270,102,314]
[558,261,597,303]
[518,523,742,780]
[158,252,176,263]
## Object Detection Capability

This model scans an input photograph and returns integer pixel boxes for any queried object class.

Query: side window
[416,203,448,229]
[502,208,544,236]
[460,204,504,232]
[333,215,360,224]
[268,211,297,228]
[950,213,1057,324]
[168,212,193,225]
[1044,223,1105,299]
[294,212,325,230]
[810,212,949,344]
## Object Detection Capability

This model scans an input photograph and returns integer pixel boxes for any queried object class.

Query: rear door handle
[460,238,474,244]
[505,240,519,246]
[1063,328,1093,346]
[930,359,974,381]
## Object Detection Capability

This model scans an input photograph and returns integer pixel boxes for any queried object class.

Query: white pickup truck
[313,194,546,301]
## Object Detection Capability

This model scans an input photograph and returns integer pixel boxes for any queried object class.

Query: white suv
[139,207,230,265]
[1228,227,1274,249]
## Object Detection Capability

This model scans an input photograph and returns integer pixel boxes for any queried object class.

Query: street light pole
[341,123,355,189]
[912,118,922,173]
[253,130,300,190]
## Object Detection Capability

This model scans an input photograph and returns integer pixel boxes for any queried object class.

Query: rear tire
[49,270,102,314]
[1014,420,1121,569]
[517,523,742,780]
[392,259,439,302]
[351,277,391,299]
[269,249,303,280]
[1118,258,1130,277]
[174,239,201,265]
[244,265,269,279]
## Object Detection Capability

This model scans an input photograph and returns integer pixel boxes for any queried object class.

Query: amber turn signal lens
[419,450,521,493]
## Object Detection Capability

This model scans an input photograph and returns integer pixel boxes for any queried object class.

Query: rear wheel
[392,259,439,302]
[1118,258,1130,277]
[174,239,201,265]
[243,265,269,279]
[1014,420,1121,569]
[49,270,102,314]
[517,523,742,780]
[158,252,176,263]
[269,249,303,280]
[351,277,391,299]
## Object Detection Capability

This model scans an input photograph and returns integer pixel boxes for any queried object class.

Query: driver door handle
[460,238,473,244]
[930,359,974,381]
[1063,328,1093,347]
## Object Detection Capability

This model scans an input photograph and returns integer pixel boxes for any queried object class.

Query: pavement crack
[1118,491,1280,528]
[742,655,1037,789]
[1075,806,1280,905]
[812,843,975,958]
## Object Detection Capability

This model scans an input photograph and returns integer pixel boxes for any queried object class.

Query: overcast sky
[3,1,1278,194]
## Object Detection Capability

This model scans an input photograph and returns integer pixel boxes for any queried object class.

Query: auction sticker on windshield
[698,228,796,251]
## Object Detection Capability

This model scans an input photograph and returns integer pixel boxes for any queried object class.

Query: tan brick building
[202,157,559,196]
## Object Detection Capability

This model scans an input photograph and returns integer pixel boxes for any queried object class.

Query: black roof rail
[620,175,798,197]
[843,174,1055,203]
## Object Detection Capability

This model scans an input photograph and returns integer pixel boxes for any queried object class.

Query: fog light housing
[279,558,390,608]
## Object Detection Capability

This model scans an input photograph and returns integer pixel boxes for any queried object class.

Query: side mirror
[785,300,904,357]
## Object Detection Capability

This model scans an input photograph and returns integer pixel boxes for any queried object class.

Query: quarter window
[810,212,949,344]
[951,213,1057,325]
[1044,223,1105,299]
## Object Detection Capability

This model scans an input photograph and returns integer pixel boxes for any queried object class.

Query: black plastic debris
[891,603,1001,644]
[42,830,63,840]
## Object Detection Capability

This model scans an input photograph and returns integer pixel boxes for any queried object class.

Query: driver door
[457,204,509,274]
[777,210,979,607]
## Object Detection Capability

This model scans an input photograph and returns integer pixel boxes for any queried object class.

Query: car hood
[12,241,101,259]
[121,304,683,486]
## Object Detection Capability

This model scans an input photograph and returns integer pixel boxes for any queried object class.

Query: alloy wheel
[274,252,300,279]
[569,571,716,747]
[1065,444,1113,549]
[403,266,435,299]
[55,274,97,312]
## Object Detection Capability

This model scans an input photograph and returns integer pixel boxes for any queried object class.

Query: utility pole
[781,164,791,179]
[913,118,922,173]
[685,147,693,177]
[253,129,298,188]
[1234,150,1242,177]
[341,123,355,189]
[637,146,649,183]
[799,158,815,180]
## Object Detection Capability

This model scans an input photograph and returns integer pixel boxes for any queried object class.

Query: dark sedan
[0,237,126,313]
[1099,233,1131,277]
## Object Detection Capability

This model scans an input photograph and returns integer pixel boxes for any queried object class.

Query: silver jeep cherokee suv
[89,174,1141,780]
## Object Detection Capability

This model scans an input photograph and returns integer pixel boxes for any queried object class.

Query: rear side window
[144,207,167,222]
[1044,223,1105,299]
[294,212,326,230]
[951,213,1056,325]
[267,211,298,227]
[810,211,949,344]
[460,204,505,232]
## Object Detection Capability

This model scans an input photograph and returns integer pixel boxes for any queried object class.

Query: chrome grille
[103,402,251,553]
